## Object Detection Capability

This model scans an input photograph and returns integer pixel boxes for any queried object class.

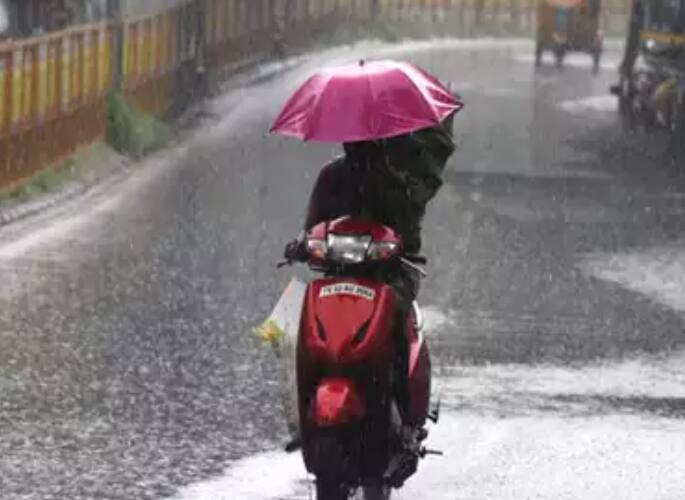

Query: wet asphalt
[0,40,684,499]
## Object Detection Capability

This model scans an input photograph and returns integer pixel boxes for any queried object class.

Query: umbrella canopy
[270,60,464,143]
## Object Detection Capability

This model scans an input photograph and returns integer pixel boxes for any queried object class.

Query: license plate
[319,283,376,301]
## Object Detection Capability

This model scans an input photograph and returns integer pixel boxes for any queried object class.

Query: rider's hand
[284,238,307,263]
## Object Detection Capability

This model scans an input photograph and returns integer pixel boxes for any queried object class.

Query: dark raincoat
[303,113,457,307]
[304,113,456,253]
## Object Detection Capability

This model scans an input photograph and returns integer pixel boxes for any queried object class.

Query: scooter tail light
[311,378,366,426]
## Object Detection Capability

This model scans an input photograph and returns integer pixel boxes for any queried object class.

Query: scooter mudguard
[311,378,366,427]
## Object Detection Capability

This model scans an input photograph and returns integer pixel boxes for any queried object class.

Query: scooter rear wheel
[363,485,392,500]
[314,435,352,500]
[316,479,350,500]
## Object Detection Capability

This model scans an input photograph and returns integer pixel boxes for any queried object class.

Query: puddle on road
[558,95,617,118]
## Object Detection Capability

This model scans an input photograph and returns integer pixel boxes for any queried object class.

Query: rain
[1,2,685,500]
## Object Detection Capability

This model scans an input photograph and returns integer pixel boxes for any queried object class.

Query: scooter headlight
[327,234,372,264]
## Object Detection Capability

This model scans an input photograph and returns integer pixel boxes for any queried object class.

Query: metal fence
[0,22,113,189]
[0,0,631,190]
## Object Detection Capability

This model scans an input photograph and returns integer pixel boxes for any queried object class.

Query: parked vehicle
[611,0,685,163]
[536,0,604,72]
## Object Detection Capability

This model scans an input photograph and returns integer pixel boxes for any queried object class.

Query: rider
[285,111,457,420]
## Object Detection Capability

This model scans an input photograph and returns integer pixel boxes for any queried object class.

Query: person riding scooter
[271,60,463,498]
[284,114,457,420]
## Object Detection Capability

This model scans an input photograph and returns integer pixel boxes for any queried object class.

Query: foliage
[106,91,171,158]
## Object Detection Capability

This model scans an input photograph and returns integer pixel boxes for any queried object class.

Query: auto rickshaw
[611,0,685,163]
[535,0,604,72]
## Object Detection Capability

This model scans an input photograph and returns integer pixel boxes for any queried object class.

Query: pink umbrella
[270,60,464,143]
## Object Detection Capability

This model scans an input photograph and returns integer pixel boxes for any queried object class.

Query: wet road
[1,39,685,499]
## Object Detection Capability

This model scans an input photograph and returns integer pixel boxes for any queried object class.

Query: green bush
[106,91,171,158]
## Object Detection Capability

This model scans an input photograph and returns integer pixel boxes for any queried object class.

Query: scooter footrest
[284,435,302,453]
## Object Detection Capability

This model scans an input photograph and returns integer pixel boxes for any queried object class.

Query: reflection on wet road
[1,39,685,499]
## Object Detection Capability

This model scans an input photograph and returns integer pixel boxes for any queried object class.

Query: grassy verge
[0,142,124,208]
[0,92,171,211]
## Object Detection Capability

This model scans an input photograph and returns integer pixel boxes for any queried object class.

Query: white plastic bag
[256,278,307,441]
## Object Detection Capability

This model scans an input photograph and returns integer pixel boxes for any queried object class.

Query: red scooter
[283,216,438,500]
